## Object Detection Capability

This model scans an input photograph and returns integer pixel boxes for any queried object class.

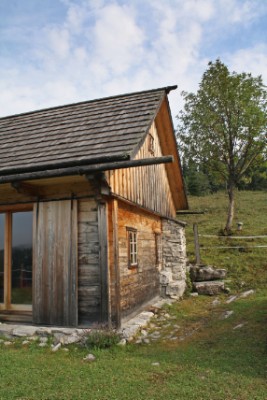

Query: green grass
[182,190,267,290]
[0,190,266,400]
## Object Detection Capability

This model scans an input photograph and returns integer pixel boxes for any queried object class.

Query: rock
[39,337,48,344]
[51,343,61,352]
[151,362,160,366]
[0,324,15,338]
[141,329,148,337]
[222,310,234,319]
[159,270,173,285]
[22,340,30,345]
[193,281,225,296]
[190,292,199,297]
[83,353,96,362]
[240,290,255,298]
[4,341,13,346]
[143,338,150,344]
[39,342,47,347]
[150,332,161,339]
[28,336,38,341]
[233,323,245,330]
[117,339,127,346]
[212,299,221,306]
[166,281,186,298]
[12,326,37,337]
[226,295,238,304]
[190,265,227,282]
[62,334,81,345]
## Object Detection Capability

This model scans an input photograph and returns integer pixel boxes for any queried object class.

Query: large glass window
[11,212,33,304]
[0,210,32,309]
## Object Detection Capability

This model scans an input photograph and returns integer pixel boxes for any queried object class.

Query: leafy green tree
[177,60,267,233]
[238,156,267,190]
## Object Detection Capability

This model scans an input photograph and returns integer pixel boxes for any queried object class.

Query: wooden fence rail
[193,224,267,263]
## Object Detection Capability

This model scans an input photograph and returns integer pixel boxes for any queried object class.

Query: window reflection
[11,212,33,304]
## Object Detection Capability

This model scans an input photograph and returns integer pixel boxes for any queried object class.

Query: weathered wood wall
[108,200,161,321]
[106,122,176,218]
[32,200,78,326]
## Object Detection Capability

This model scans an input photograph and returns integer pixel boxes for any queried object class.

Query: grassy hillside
[180,190,267,290]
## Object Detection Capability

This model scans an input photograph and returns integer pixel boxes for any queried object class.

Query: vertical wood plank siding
[32,200,78,326]
[114,201,161,319]
[106,122,176,218]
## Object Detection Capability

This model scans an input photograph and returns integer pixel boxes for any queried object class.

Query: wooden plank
[98,202,109,324]
[32,200,78,326]
[112,199,121,328]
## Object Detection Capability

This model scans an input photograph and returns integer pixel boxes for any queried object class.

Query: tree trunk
[225,183,235,234]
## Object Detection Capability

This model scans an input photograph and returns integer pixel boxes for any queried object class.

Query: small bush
[184,271,193,296]
[85,329,121,349]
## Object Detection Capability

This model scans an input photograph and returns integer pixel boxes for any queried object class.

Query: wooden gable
[105,93,187,218]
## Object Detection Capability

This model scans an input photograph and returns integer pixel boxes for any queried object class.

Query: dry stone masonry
[160,219,187,299]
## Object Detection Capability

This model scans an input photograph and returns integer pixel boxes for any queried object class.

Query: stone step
[190,265,227,282]
[193,280,225,296]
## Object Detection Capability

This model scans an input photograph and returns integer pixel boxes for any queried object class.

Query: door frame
[0,204,33,312]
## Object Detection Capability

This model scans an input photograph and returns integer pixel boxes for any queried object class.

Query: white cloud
[218,0,262,24]
[228,45,267,82]
[92,4,145,75]
[0,0,267,119]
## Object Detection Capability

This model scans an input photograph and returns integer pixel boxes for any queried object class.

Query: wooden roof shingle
[0,87,175,173]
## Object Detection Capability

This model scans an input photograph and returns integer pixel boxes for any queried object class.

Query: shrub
[85,329,121,349]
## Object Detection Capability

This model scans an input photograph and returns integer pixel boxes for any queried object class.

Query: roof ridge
[0,85,177,121]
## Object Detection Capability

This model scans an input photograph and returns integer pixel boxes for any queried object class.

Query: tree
[177,59,267,233]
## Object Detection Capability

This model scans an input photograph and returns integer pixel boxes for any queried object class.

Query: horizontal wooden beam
[0,154,130,177]
[11,182,40,197]
[0,156,174,184]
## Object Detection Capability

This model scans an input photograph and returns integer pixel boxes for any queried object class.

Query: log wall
[108,200,161,320]
[77,198,101,325]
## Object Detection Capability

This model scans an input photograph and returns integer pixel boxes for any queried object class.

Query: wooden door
[32,200,78,326]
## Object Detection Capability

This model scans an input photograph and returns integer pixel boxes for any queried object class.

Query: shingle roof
[0,87,176,173]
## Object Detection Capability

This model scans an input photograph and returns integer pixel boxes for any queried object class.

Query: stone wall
[160,218,187,298]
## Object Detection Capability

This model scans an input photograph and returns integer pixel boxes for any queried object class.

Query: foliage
[238,157,267,190]
[85,329,121,349]
[177,59,267,232]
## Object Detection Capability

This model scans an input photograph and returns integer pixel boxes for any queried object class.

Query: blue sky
[1,0,267,119]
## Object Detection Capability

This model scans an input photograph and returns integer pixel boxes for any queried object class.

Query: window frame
[127,227,138,269]
[0,206,33,311]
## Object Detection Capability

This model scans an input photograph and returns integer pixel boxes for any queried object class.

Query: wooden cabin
[0,86,188,327]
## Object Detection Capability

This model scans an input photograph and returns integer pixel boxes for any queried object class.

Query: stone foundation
[160,218,187,299]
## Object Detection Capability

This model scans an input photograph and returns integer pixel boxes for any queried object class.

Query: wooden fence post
[193,223,201,265]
